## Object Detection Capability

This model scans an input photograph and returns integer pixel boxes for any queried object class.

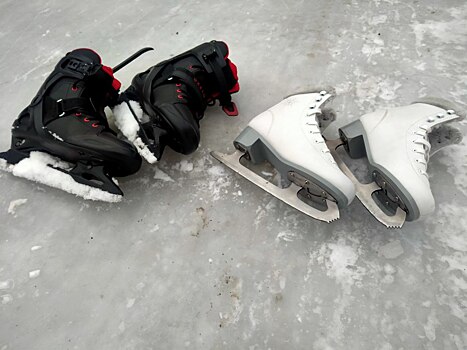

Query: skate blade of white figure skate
[326,139,406,228]
[211,150,340,223]
[0,151,122,202]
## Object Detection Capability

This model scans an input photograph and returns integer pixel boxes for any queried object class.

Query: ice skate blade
[326,139,406,228]
[0,151,122,203]
[211,150,340,223]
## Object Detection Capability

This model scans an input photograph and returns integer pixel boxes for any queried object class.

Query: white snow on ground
[7,198,28,215]
[1,152,121,202]
[206,164,232,201]
[0,280,14,290]
[30,246,42,251]
[326,241,360,286]
[149,224,160,232]
[275,231,296,242]
[112,101,158,164]
[172,160,194,172]
[126,298,136,308]
[29,270,40,279]
[309,239,366,348]
[1,294,13,305]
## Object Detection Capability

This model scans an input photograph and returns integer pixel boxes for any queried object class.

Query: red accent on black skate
[101,65,122,91]
[71,85,79,92]
[227,59,239,93]
[222,102,238,117]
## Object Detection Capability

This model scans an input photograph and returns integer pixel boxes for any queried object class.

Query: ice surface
[0,0,466,349]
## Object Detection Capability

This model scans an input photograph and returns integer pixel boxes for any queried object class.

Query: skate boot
[212,91,356,223]
[112,40,239,163]
[326,98,464,227]
[0,48,142,201]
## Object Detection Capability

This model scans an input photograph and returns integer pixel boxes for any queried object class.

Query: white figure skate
[326,98,464,228]
[211,91,356,223]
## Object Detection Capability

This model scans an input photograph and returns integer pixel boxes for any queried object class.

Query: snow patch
[383,263,396,275]
[126,298,136,308]
[112,101,158,164]
[47,130,64,141]
[423,309,440,341]
[0,279,14,290]
[173,160,194,172]
[31,245,42,251]
[326,242,359,285]
[1,294,13,305]
[2,152,121,202]
[208,164,228,177]
[207,165,232,201]
[276,231,296,242]
[29,270,41,279]
[7,199,28,215]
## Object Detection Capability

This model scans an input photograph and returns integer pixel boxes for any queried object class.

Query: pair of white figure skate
[212,92,464,228]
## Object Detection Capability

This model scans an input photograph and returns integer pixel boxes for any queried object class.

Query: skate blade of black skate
[326,139,406,228]
[211,150,340,223]
[54,162,123,196]
[0,151,123,202]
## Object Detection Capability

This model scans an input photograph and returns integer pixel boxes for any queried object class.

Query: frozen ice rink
[0,0,466,349]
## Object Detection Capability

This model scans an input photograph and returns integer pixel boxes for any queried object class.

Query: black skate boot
[0,48,142,201]
[112,40,239,162]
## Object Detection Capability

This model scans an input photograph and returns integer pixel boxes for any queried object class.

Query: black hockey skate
[112,40,239,163]
[0,48,143,201]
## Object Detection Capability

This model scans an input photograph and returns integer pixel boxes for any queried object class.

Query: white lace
[305,108,334,160]
[413,124,431,175]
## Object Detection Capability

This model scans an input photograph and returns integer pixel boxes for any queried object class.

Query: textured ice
[0,0,466,349]
[7,198,27,215]
[172,159,194,172]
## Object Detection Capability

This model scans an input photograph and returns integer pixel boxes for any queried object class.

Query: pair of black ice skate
[0,41,240,201]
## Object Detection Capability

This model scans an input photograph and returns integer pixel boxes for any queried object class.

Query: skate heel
[338,120,367,159]
[233,126,268,164]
